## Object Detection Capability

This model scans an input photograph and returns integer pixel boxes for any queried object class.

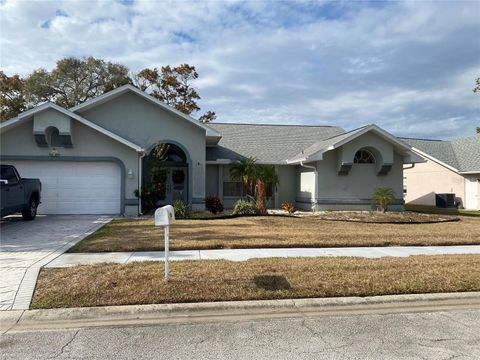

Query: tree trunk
[255,179,267,215]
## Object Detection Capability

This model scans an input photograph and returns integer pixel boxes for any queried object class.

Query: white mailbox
[155,205,175,226]
[154,205,175,283]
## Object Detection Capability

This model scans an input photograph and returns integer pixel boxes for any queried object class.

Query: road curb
[2,292,479,332]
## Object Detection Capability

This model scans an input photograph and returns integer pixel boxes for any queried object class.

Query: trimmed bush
[173,200,191,219]
[205,196,224,214]
[232,200,257,215]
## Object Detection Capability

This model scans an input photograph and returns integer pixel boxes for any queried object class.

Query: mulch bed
[306,211,460,224]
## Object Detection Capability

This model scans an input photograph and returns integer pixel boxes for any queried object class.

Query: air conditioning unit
[435,193,456,208]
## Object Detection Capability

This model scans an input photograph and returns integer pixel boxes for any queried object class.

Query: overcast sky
[1,0,479,139]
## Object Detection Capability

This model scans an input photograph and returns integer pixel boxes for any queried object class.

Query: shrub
[173,200,191,219]
[232,200,257,215]
[205,196,224,214]
[372,187,396,213]
[281,202,296,215]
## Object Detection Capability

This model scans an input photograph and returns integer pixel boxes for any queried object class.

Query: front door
[166,167,187,205]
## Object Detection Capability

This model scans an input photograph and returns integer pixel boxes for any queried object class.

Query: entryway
[142,143,189,208]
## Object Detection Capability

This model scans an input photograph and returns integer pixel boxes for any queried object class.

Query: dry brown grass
[68,215,480,253]
[31,255,480,309]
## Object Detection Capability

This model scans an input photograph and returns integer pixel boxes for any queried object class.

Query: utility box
[435,193,456,208]
[155,205,175,226]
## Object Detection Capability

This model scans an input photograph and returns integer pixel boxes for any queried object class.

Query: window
[223,182,244,197]
[45,127,61,147]
[0,166,19,184]
[223,166,244,197]
[354,149,375,164]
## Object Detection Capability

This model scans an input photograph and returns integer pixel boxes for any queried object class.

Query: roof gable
[0,102,143,152]
[288,124,422,164]
[70,84,221,138]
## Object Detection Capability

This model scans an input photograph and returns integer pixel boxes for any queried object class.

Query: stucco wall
[295,131,404,211]
[205,164,219,197]
[317,150,403,201]
[78,92,207,205]
[33,108,71,134]
[1,117,139,215]
[404,158,466,207]
[339,131,394,167]
[275,165,297,207]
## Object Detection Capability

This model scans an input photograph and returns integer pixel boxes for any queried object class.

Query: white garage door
[9,161,121,214]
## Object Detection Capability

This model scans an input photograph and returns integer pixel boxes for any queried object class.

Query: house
[402,135,480,210]
[0,84,423,215]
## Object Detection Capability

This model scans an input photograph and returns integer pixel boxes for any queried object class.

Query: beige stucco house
[1,85,423,215]
[403,135,480,210]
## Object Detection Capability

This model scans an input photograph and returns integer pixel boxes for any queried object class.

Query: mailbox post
[154,205,175,282]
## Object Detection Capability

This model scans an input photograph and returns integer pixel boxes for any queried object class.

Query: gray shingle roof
[288,126,368,162]
[207,123,345,164]
[451,135,480,172]
[402,134,480,172]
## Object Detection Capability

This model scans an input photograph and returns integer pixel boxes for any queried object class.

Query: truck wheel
[22,197,38,220]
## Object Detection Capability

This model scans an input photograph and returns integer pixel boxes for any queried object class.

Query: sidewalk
[45,245,480,268]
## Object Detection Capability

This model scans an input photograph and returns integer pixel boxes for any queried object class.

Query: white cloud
[0,0,479,139]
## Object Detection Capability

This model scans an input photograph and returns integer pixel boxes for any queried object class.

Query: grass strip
[31,254,480,309]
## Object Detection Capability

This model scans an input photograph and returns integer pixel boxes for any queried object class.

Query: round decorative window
[354,149,376,164]
[172,169,185,184]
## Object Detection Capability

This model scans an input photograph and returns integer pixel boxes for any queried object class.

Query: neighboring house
[402,135,480,210]
[0,85,422,215]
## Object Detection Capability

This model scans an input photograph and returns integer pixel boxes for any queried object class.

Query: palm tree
[372,187,396,213]
[254,165,279,215]
[229,157,257,197]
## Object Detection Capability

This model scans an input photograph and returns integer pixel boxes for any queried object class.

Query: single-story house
[0,84,423,215]
[403,135,480,210]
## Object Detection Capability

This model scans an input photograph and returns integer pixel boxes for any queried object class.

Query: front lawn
[68,215,480,253]
[31,255,480,309]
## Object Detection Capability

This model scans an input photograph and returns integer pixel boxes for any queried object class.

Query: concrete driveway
[0,215,111,311]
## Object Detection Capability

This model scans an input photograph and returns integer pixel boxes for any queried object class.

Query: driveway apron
[0,215,111,311]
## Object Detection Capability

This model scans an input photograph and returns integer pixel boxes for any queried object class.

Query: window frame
[354,149,376,164]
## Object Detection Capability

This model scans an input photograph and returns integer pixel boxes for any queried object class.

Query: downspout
[138,150,147,216]
[403,163,415,170]
[300,161,318,212]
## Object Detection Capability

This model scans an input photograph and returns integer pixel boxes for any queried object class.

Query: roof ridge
[320,125,368,142]
[399,136,447,142]
[210,122,340,128]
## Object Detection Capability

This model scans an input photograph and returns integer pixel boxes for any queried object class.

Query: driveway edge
[10,216,113,311]
[2,292,479,333]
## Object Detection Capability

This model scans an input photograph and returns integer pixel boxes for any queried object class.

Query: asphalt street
[1,308,479,359]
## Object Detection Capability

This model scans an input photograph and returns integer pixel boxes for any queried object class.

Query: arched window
[45,127,61,147]
[354,149,376,164]
[150,143,187,164]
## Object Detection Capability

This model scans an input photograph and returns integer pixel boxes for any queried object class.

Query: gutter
[459,171,480,175]
[300,161,318,212]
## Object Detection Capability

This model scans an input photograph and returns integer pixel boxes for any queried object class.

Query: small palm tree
[254,165,279,215]
[372,187,396,213]
[229,157,257,197]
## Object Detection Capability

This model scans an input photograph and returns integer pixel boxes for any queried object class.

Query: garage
[8,161,121,215]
